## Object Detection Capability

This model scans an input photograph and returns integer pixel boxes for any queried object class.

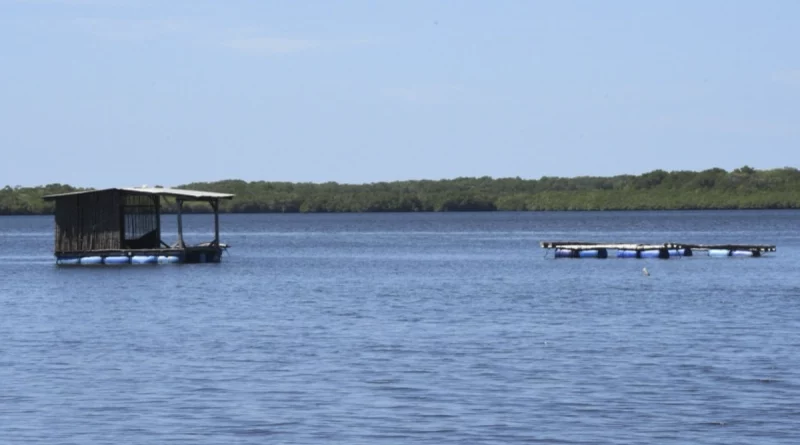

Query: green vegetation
[3,167,800,215]
[0,183,84,215]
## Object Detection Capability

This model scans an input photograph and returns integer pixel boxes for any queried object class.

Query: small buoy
[642,267,650,276]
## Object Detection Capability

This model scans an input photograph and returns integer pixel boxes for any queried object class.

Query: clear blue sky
[1,0,798,188]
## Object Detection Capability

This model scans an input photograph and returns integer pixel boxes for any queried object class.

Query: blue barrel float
[640,250,662,259]
[555,249,608,258]
[554,249,572,258]
[56,257,81,265]
[709,249,757,257]
[131,255,158,264]
[55,255,183,265]
[617,249,674,259]
[103,256,130,265]
[79,256,103,265]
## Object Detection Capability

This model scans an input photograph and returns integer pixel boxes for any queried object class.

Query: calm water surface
[1,211,799,444]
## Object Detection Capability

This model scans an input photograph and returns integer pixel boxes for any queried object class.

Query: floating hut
[540,241,776,259]
[43,187,234,265]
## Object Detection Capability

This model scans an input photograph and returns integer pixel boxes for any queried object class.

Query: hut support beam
[177,199,185,248]
[154,195,162,247]
[211,199,220,247]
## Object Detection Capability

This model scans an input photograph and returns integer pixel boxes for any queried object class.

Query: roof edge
[43,187,235,201]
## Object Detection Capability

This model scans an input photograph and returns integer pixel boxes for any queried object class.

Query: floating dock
[43,187,234,265]
[540,241,776,259]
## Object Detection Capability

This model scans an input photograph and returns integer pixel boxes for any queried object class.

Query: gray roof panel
[43,187,234,201]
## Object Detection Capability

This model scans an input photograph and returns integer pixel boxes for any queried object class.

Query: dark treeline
[3,166,800,215]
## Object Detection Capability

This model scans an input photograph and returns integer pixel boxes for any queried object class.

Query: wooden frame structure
[540,241,776,259]
[43,187,234,265]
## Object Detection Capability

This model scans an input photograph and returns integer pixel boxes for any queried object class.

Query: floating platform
[43,187,234,266]
[541,241,775,259]
[55,245,228,266]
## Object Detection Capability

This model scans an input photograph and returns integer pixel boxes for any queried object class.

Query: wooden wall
[54,190,122,253]
[53,190,161,253]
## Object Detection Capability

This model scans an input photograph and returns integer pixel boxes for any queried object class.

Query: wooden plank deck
[664,243,776,252]
[541,241,776,252]
[540,242,670,251]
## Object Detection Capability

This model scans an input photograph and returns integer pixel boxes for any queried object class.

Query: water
[1,211,799,444]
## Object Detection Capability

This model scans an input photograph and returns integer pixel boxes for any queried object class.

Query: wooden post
[119,193,126,249]
[212,199,220,247]
[154,195,161,246]
[177,199,185,248]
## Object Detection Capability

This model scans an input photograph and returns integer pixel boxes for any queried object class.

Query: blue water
[1,211,799,444]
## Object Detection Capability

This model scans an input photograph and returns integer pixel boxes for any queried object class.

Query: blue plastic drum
[639,250,662,258]
[131,255,158,264]
[80,256,103,265]
[103,256,130,265]
[554,249,574,258]
[56,257,80,265]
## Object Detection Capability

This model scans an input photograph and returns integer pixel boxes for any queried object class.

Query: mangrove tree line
[2,166,799,215]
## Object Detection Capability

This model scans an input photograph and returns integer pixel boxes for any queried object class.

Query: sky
[1,0,799,188]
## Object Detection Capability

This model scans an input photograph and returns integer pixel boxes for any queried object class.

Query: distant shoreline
[1,208,799,217]
[3,167,800,215]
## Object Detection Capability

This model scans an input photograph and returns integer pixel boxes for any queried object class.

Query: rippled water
[2,211,799,444]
